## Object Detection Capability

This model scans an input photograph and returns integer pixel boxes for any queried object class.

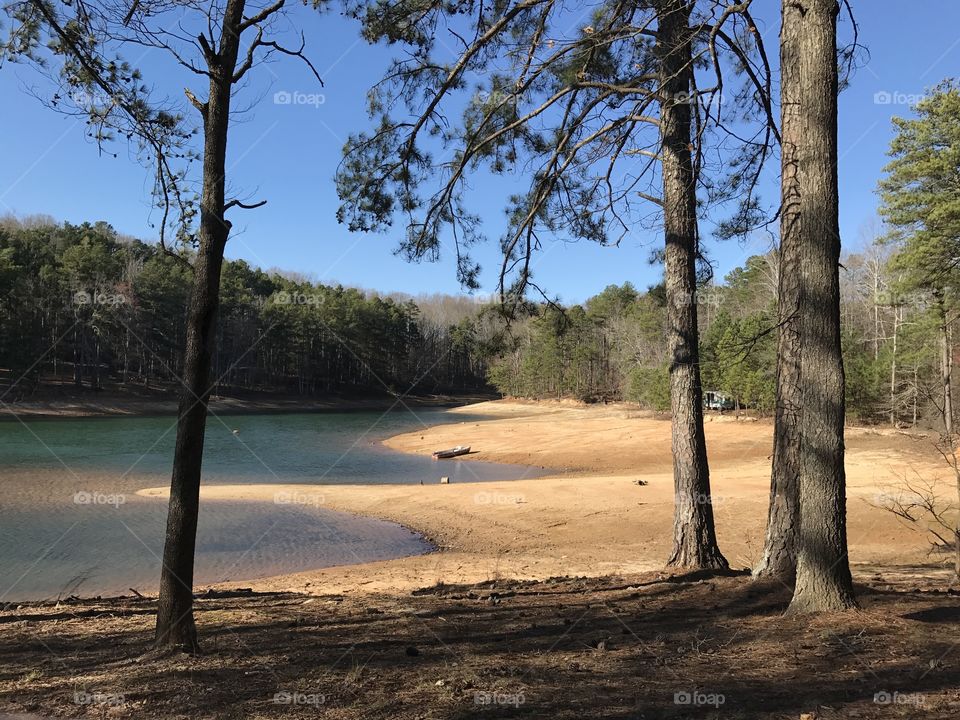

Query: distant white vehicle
[703,391,735,411]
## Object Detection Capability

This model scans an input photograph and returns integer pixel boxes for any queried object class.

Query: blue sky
[1,0,958,304]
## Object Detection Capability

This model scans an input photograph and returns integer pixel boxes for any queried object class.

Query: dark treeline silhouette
[0,216,491,400]
[6,213,945,431]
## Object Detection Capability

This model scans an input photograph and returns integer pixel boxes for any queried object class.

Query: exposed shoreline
[6,399,959,720]
[6,399,948,603]
[129,399,952,598]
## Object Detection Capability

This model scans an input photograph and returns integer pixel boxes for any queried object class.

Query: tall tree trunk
[787,0,857,613]
[154,0,244,651]
[73,323,82,386]
[950,323,955,434]
[755,2,802,580]
[889,306,898,427]
[873,273,880,360]
[950,445,960,581]
[913,366,918,427]
[657,0,727,571]
[123,324,130,384]
[939,302,960,579]
[939,294,954,437]
[94,336,101,390]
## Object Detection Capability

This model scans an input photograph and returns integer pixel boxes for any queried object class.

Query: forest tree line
[0,216,491,399]
[5,212,947,431]
[490,238,953,430]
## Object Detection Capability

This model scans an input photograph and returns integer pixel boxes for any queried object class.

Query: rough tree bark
[658,0,728,571]
[937,292,954,437]
[786,0,857,613]
[154,0,244,651]
[754,0,802,581]
[889,306,898,427]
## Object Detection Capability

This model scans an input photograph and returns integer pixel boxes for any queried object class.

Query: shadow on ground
[1,571,959,719]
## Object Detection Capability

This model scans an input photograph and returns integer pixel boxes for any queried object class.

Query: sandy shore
[139,400,954,595]
[12,400,959,719]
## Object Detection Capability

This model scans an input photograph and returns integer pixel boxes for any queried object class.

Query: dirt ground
[3,574,960,718]
[3,400,960,718]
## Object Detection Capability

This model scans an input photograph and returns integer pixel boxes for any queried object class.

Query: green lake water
[0,407,542,600]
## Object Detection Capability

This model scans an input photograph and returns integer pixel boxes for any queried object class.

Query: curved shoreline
[159,399,946,597]
[19,399,946,599]
[2,403,542,601]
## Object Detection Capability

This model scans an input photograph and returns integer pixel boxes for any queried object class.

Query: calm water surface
[0,408,542,600]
